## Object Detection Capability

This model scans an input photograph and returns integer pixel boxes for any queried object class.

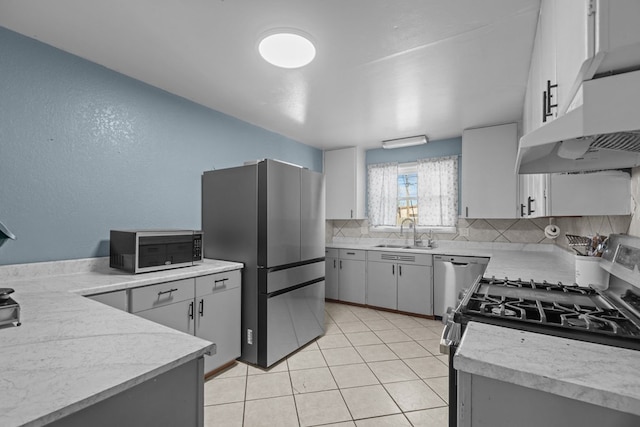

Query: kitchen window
[367,156,458,229]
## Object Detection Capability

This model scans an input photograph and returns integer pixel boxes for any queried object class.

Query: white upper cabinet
[461,123,518,219]
[524,0,640,133]
[324,147,366,220]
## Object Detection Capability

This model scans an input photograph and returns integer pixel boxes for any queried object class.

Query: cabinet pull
[333,259,336,268]
[399,265,402,276]
[527,196,535,215]
[465,207,468,217]
[350,209,353,218]
[188,301,194,319]
[542,80,558,123]
[158,288,178,296]
[520,203,526,217]
[340,260,343,269]
[346,252,355,255]
[214,278,228,288]
[392,264,395,275]
[199,299,204,317]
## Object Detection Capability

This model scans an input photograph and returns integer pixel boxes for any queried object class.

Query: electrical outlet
[458,227,469,237]
[247,329,253,345]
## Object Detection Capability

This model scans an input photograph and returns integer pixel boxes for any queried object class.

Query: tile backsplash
[328,215,631,253]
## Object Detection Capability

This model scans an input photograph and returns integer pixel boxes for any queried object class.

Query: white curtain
[417,156,458,227]
[367,162,398,226]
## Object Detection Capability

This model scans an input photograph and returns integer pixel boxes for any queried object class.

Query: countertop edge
[454,322,640,416]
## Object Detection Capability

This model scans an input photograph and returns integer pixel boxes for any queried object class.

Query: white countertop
[454,322,640,416]
[0,258,243,427]
[327,240,577,284]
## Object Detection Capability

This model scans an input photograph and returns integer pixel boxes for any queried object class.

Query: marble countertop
[0,258,243,427]
[454,322,640,416]
[327,240,577,284]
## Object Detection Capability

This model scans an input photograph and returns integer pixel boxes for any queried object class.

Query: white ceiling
[0,0,540,150]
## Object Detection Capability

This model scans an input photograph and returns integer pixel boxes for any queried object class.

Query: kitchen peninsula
[0,258,241,427]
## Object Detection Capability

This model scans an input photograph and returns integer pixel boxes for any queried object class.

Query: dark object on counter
[110,230,203,274]
[0,288,21,327]
[0,287,15,299]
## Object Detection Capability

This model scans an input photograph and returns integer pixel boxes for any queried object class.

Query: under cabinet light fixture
[382,135,428,149]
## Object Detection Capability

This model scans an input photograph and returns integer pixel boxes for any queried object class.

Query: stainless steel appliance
[433,255,489,318]
[202,159,325,368]
[110,229,203,274]
[0,288,21,327]
[441,234,640,427]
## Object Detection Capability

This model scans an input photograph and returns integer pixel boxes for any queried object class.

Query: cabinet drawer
[367,251,432,266]
[325,248,339,258]
[339,249,366,260]
[129,278,195,313]
[195,270,241,298]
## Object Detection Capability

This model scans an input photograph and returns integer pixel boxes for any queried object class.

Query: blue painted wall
[0,27,322,265]
[365,137,462,217]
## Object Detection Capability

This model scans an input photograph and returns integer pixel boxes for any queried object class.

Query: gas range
[455,276,640,350]
[441,234,640,427]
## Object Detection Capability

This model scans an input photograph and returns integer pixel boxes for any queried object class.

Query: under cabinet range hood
[517,70,640,174]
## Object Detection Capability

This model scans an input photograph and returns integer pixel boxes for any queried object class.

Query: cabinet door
[461,123,518,218]
[325,147,365,219]
[397,264,433,316]
[325,257,339,300]
[538,0,558,124]
[196,287,241,373]
[338,259,366,304]
[555,0,592,115]
[136,299,195,335]
[518,174,548,218]
[549,171,631,216]
[366,261,397,310]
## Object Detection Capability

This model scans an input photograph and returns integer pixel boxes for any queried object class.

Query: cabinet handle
[520,203,526,217]
[399,265,402,276]
[214,278,228,288]
[188,301,194,319]
[350,209,353,219]
[158,288,178,296]
[199,299,204,317]
[333,259,336,268]
[346,252,355,255]
[543,80,558,123]
[527,196,535,215]
[465,207,468,217]
[392,264,395,275]
[340,260,342,269]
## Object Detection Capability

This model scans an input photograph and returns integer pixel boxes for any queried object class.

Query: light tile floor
[204,302,449,426]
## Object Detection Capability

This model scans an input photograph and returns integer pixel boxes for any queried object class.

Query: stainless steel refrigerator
[202,159,325,367]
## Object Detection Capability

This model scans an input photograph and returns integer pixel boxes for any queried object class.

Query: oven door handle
[439,321,461,355]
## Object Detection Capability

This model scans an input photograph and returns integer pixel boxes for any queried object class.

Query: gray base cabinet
[48,358,204,427]
[398,263,433,315]
[325,249,339,300]
[457,372,640,427]
[366,261,397,310]
[338,249,366,304]
[128,269,242,375]
[366,251,433,315]
[195,270,241,373]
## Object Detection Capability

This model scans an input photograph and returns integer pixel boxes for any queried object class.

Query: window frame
[368,160,457,233]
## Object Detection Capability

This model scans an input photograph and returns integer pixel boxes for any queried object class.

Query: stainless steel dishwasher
[433,255,489,318]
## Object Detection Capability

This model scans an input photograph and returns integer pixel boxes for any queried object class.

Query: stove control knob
[458,290,467,300]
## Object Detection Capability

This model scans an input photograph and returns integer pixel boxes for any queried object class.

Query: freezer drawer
[261,280,325,367]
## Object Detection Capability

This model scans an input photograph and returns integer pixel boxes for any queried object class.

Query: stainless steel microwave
[110,230,203,274]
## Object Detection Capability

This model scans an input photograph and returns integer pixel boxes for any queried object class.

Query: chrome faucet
[400,218,421,247]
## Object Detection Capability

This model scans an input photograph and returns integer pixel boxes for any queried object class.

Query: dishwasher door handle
[450,262,470,267]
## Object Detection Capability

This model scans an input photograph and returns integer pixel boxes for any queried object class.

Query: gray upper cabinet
[461,123,518,219]
[324,147,366,220]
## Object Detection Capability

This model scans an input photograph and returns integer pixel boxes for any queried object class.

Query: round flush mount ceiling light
[258,31,316,69]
